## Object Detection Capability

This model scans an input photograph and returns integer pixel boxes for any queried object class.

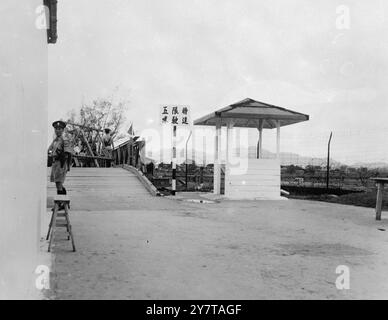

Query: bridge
[47,167,152,210]
[44,165,388,299]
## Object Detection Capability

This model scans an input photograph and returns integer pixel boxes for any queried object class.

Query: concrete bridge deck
[46,167,388,299]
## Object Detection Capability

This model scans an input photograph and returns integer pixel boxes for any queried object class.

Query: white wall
[0,0,48,299]
[225,159,281,200]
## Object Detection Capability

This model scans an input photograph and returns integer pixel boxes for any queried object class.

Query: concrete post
[276,120,280,159]
[257,119,263,159]
[225,120,234,197]
[214,119,222,194]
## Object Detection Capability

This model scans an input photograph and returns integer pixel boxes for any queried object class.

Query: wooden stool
[46,195,76,252]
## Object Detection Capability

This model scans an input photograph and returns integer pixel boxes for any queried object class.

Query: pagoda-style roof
[194,98,309,128]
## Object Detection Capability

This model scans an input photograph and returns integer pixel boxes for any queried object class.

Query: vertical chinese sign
[160,105,191,195]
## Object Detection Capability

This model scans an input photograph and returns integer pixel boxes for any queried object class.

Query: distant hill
[151,147,344,168]
[150,146,388,169]
[350,162,388,169]
[247,147,344,168]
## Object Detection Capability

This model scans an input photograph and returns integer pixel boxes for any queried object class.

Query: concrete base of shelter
[168,192,288,202]
[206,193,288,201]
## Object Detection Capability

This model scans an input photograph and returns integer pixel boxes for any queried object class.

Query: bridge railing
[112,138,146,171]
[72,154,113,168]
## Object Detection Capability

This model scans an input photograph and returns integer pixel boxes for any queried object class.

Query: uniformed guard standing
[102,128,114,167]
[48,120,72,195]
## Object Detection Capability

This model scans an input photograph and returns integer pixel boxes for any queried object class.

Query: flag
[127,122,134,136]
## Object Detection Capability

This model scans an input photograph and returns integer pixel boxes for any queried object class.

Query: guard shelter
[194,98,309,200]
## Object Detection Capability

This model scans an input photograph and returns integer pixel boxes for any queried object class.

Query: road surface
[46,167,388,299]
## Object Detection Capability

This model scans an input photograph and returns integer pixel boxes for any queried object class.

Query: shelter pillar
[192,130,196,165]
[226,120,234,168]
[257,119,264,159]
[276,120,280,159]
[214,119,222,194]
[225,120,234,197]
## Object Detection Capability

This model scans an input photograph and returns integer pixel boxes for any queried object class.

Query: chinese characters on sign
[160,105,191,126]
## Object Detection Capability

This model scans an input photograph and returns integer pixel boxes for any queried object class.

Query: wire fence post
[326,131,333,191]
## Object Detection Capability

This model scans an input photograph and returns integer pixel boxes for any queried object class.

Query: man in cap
[102,128,114,167]
[48,120,73,195]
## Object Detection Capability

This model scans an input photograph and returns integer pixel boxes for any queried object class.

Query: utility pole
[326,131,333,191]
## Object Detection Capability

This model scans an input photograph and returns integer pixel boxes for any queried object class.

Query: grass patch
[289,189,388,210]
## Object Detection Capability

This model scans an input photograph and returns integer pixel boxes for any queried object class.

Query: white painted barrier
[225,159,283,200]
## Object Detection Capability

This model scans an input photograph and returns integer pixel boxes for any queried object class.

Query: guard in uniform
[48,120,73,195]
[102,128,114,167]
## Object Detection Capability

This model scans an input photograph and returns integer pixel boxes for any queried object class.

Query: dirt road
[46,168,388,299]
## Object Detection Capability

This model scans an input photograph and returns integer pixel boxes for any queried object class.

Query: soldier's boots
[55,187,68,211]
[56,187,66,195]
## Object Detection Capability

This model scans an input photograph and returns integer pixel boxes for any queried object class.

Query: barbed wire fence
[148,126,388,192]
[275,127,388,191]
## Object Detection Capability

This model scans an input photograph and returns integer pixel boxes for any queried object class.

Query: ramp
[47,167,152,211]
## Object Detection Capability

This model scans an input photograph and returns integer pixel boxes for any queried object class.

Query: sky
[48,0,388,165]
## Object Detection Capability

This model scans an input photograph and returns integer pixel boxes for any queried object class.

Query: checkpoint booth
[194,98,309,200]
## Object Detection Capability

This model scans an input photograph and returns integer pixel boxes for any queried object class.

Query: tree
[65,90,129,157]
[356,167,378,188]
[305,165,319,175]
[67,95,128,138]
[285,165,298,175]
